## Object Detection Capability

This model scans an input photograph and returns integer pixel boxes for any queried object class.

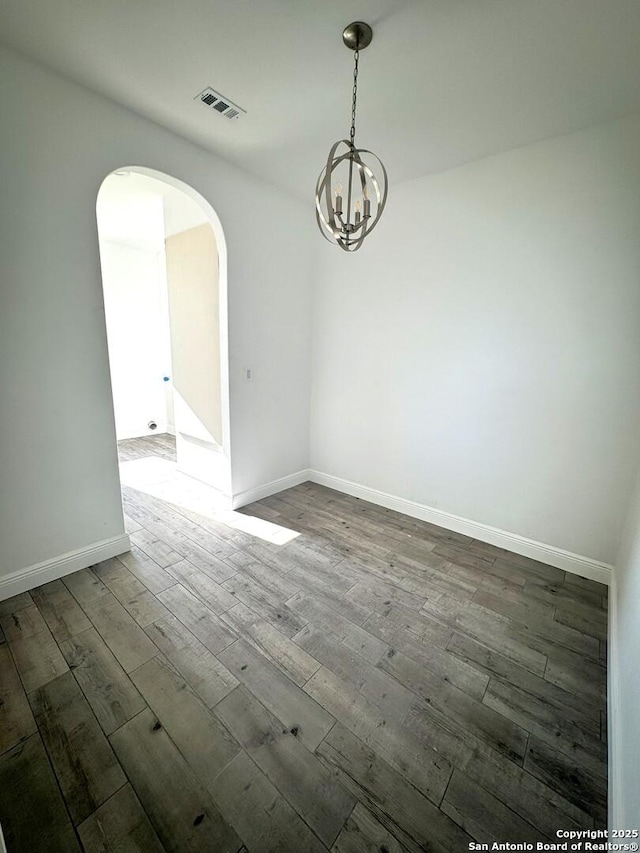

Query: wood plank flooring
[0,434,608,851]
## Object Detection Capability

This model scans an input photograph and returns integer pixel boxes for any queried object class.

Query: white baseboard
[0,534,131,601]
[307,470,612,585]
[224,464,611,584]
[608,574,621,829]
[232,470,311,510]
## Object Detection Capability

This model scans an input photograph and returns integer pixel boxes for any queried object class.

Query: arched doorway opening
[96,167,232,506]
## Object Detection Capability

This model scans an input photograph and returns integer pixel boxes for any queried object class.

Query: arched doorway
[96,167,232,503]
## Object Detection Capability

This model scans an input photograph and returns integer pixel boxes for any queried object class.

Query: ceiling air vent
[195,87,246,121]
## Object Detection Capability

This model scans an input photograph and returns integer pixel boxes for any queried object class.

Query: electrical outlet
[245,368,252,380]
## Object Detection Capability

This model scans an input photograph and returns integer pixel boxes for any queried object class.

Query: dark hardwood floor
[0,434,608,851]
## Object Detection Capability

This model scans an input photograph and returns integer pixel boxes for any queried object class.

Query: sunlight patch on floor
[119,457,300,544]
[215,510,300,545]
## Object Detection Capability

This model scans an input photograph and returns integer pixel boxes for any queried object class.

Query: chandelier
[315,22,388,252]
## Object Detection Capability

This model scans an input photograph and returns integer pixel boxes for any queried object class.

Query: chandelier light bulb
[315,21,388,252]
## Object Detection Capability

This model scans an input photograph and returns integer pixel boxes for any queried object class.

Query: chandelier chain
[350,49,359,146]
[315,22,387,251]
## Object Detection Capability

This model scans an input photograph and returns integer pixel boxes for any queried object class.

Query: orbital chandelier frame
[315,21,388,252]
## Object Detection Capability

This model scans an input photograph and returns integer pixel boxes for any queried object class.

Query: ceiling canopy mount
[342,21,373,51]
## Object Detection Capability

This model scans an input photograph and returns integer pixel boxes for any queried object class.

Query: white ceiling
[3,0,640,199]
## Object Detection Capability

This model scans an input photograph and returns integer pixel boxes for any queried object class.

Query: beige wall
[165,223,222,446]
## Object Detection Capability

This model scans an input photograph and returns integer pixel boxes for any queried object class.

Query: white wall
[99,239,171,439]
[611,466,640,825]
[0,44,313,583]
[311,114,640,565]
[97,180,172,440]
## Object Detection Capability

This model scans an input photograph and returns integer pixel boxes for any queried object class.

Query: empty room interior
[1,1,640,850]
